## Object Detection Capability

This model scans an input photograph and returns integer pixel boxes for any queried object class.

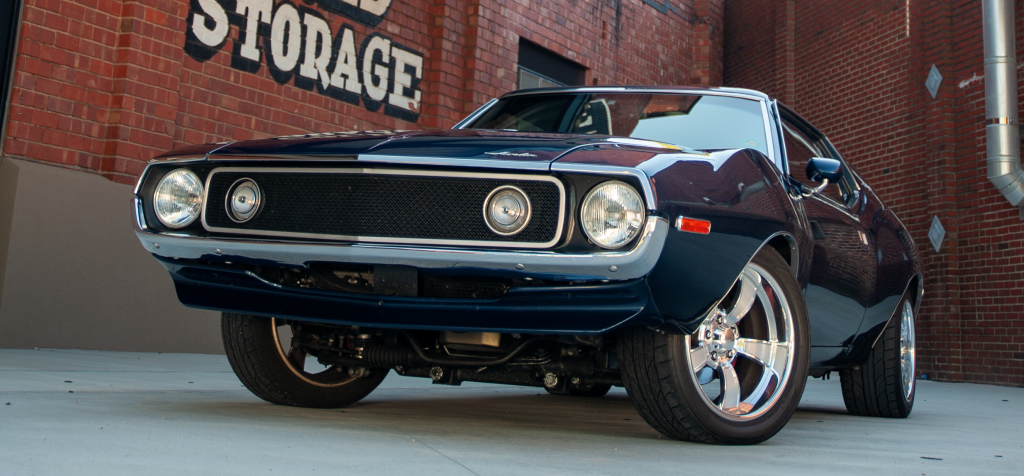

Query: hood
[155,129,691,165]
[208,129,596,163]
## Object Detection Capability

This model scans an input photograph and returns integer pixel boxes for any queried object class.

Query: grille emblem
[227,178,261,223]
[484,186,531,236]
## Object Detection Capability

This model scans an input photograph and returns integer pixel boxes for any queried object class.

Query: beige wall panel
[0,159,223,353]
[0,157,19,308]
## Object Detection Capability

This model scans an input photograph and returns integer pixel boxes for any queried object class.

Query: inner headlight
[580,181,645,249]
[153,168,204,228]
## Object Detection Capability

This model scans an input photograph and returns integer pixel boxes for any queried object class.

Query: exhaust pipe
[983,0,1023,209]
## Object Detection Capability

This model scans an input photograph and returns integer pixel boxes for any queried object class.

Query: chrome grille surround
[200,167,566,249]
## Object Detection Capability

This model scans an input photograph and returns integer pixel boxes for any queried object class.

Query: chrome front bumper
[134,198,669,281]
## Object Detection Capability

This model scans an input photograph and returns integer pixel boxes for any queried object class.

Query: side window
[782,121,845,203]
[819,136,862,207]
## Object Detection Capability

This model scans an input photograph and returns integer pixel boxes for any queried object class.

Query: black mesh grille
[204,170,563,245]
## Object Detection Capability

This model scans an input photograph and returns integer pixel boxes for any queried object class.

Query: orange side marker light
[675,216,711,234]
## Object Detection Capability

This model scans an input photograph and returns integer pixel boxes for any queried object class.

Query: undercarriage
[284,321,622,394]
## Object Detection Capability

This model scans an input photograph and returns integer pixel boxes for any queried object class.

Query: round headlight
[580,181,645,249]
[483,185,531,235]
[153,168,204,228]
[226,178,261,223]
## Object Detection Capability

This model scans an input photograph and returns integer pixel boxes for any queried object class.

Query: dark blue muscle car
[134,86,922,444]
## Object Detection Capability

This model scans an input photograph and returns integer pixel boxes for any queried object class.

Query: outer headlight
[580,181,645,249]
[153,168,204,228]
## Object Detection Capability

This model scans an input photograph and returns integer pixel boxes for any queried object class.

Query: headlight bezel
[152,168,205,229]
[579,180,647,250]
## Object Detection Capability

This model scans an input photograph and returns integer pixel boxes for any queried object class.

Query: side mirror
[806,157,844,183]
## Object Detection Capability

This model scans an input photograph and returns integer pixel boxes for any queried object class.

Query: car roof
[501,85,772,102]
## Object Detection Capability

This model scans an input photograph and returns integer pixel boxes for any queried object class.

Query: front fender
[641,149,809,332]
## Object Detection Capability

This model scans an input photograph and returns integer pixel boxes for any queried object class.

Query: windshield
[465,92,768,155]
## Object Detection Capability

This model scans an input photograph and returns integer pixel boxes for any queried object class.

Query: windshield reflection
[467,93,768,155]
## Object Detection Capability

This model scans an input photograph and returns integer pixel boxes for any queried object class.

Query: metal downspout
[983,0,1023,209]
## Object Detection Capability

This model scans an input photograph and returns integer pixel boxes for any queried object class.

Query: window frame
[777,104,861,208]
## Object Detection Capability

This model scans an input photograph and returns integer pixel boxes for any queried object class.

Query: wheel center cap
[705,320,740,363]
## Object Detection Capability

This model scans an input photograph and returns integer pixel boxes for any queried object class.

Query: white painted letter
[329,28,362,94]
[270,4,301,72]
[360,0,392,16]
[300,14,332,88]
[362,36,391,101]
[389,48,423,111]
[192,0,229,47]
[235,0,271,61]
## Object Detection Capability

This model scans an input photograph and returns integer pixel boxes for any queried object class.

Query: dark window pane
[470,94,577,132]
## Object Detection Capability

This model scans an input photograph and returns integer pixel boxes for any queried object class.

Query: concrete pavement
[1,348,1020,475]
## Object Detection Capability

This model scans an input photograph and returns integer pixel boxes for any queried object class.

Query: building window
[517,39,585,89]
[517,67,564,89]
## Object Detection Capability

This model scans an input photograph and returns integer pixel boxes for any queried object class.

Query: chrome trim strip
[134,197,149,231]
[355,154,551,171]
[550,162,657,210]
[770,99,791,177]
[759,99,781,170]
[207,154,359,161]
[452,98,499,129]
[200,167,567,249]
[135,216,669,281]
[500,87,769,102]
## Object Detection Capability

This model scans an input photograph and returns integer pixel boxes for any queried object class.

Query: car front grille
[202,168,565,248]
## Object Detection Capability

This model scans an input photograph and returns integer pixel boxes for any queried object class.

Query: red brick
[723,0,1024,387]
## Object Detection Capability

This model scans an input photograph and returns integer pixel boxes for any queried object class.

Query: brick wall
[2,0,722,184]
[724,0,1024,386]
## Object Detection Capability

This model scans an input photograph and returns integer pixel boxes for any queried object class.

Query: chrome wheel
[619,249,809,443]
[899,301,916,401]
[686,263,795,420]
[271,318,354,388]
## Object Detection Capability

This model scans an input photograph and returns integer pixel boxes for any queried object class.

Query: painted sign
[184,0,423,122]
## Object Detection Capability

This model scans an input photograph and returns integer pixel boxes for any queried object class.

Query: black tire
[839,297,916,418]
[545,382,613,397]
[618,248,810,444]
[221,313,387,408]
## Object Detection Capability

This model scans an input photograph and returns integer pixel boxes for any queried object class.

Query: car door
[779,110,876,354]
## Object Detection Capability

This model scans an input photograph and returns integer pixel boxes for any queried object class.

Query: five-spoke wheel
[619,248,810,444]
[687,264,796,420]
